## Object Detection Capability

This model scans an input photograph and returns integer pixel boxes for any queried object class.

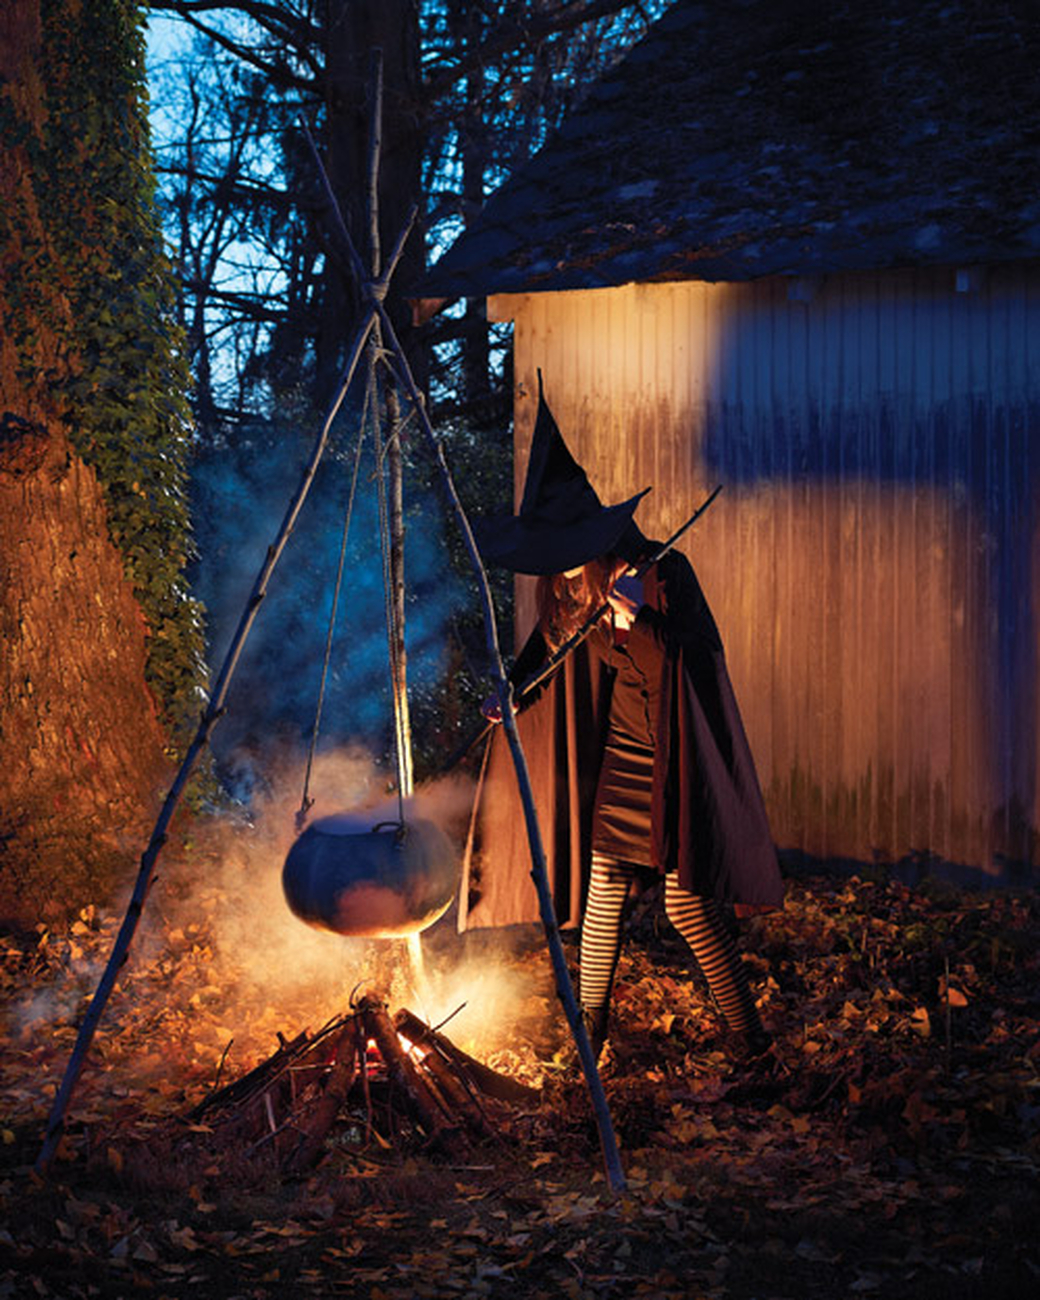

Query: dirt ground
[2,863,1039,1299]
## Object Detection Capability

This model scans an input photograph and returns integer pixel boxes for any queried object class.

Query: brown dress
[587,618,659,867]
[460,551,783,930]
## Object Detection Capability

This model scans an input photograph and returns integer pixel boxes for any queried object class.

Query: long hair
[535,553,628,651]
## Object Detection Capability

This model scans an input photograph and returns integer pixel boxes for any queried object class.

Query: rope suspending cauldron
[281,321,461,940]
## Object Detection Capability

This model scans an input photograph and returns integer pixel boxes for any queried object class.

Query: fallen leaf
[938,979,969,1007]
[910,1007,931,1037]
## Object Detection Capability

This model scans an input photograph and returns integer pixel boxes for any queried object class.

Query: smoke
[174,748,380,1013]
[0,746,553,1123]
[151,747,552,1073]
[189,420,470,781]
[3,408,544,1106]
[175,416,554,1065]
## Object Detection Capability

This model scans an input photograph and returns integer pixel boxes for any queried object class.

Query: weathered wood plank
[494,264,1040,877]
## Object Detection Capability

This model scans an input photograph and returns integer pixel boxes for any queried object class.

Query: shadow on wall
[697,272,1038,882]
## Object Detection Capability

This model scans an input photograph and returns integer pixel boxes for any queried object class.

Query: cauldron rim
[302,811,420,838]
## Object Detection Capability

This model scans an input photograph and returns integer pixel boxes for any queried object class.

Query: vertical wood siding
[489,265,1040,879]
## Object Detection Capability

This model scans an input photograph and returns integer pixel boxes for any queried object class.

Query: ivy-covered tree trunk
[0,1,197,926]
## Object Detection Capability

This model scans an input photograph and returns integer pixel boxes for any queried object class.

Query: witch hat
[474,375,650,575]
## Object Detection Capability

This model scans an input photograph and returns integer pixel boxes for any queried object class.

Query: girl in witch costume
[467,381,783,1062]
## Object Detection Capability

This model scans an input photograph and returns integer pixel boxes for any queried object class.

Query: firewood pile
[185,997,542,1172]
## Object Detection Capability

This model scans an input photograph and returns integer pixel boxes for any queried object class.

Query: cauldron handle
[371,820,407,845]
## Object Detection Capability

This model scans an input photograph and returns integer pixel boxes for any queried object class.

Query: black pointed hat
[474,376,650,575]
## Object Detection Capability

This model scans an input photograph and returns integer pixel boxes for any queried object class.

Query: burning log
[360,997,458,1149]
[176,1001,538,1170]
[394,1016,497,1142]
[394,1009,542,1107]
[287,1017,360,1173]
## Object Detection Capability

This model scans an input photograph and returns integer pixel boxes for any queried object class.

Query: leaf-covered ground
[2,860,1039,1300]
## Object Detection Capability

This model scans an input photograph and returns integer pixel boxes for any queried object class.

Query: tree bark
[454,0,490,409]
[0,1,171,926]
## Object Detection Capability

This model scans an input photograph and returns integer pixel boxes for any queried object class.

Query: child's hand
[607,571,644,630]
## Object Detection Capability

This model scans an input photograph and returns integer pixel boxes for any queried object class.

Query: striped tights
[579,852,762,1036]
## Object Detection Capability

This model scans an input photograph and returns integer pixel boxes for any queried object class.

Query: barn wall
[489,264,1040,879]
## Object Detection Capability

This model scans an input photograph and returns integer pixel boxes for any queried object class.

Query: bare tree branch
[423,0,647,97]
[150,0,663,432]
[153,5,320,89]
[153,0,317,54]
[156,164,298,208]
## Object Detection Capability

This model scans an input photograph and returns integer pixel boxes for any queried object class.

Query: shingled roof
[418,0,1040,301]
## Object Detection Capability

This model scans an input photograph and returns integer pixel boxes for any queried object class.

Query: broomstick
[444,482,723,772]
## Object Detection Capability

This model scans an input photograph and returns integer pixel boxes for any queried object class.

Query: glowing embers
[282,807,459,938]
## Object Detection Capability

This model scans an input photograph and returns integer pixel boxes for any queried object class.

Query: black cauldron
[281,809,459,938]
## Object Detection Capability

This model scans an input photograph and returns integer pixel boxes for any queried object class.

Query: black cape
[459,551,783,929]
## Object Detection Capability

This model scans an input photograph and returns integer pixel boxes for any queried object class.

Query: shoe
[581,1005,609,1063]
[728,1025,774,1064]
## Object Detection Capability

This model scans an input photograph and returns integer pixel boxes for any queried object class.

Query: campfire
[186,995,542,1174]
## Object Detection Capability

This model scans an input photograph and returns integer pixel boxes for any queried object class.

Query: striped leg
[579,853,639,1018]
[663,875,762,1038]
